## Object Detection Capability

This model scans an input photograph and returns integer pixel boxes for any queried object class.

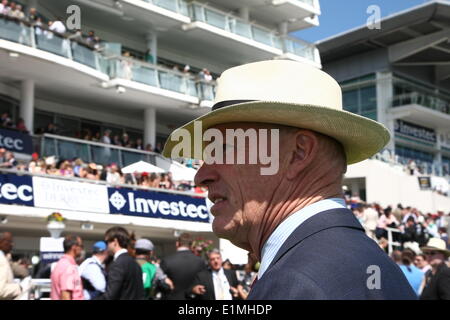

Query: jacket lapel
[266,208,364,273]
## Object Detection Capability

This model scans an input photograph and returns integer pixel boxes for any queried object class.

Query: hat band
[212,100,256,111]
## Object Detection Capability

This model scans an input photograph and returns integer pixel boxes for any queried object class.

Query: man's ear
[286,130,318,180]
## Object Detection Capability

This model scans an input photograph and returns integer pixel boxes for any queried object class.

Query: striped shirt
[258,198,346,279]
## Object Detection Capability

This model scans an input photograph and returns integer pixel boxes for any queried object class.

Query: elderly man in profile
[163,60,416,300]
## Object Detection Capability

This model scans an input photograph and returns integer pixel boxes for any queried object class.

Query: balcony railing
[104,55,215,100]
[283,37,317,61]
[38,133,169,168]
[187,2,320,64]
[0,15,215,101]
[0,16,103,70]
[189,2,283,50]
[140,0,189,16]
[392,92,450,115]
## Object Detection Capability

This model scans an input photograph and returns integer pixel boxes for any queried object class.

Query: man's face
[424,250,445,267]
[414,255,428,269]
[194,123,287,250]
[208,252,222,271]
[0,232,13,254]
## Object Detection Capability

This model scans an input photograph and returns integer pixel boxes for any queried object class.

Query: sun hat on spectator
[420,238,450,257]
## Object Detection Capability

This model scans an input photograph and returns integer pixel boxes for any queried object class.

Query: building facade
[318,1,450,178]
[0,0,321,262]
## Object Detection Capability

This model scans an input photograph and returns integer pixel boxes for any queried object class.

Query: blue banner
[0,174,34,206]
[0,128,33,154]
[108,187,209,223]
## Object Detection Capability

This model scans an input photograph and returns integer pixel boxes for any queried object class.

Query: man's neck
[253,191,343,260]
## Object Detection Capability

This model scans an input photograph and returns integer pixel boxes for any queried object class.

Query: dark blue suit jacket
[248,208,417,300]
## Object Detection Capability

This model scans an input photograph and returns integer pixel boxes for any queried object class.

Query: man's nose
[194,163,219,188]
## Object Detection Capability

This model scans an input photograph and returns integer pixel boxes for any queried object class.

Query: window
[342,85,377,120]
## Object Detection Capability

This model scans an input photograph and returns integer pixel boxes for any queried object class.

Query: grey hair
[207,248,221,257]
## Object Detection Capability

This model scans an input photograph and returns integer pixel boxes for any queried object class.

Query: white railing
[386,227,402,255]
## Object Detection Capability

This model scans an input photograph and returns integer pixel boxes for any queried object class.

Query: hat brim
[420,246,450,258]
[163,101,391,164]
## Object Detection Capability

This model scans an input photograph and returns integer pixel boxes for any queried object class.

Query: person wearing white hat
[163,60,416,300]
[420,238,450,300]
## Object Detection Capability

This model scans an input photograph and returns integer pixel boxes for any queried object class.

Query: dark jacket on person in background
[95,252,144,300]
[420,263,450,300]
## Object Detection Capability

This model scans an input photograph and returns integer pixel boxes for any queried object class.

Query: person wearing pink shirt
[50,235,84,300]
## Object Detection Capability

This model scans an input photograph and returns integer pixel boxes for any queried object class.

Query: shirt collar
[114,248,128,261]
[258,198,346,279]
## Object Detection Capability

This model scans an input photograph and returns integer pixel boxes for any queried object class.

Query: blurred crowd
[350,199,450,299]
[0,230,258,300]
[0,148,206,194]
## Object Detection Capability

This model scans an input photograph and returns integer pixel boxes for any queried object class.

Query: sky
[292,0,433,43]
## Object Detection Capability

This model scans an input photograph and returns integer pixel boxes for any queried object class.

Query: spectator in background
[424,216,439,239]
[420,238,450,300]
[0,148,6,163]
[27,7,38,23]
[15,118,27,132]
[414,253,432,274]
[1,112,13,128]
[376,207,399,240]
[101,129,111,145]
[50,235,84,300]
[0,231,24,300]
[96,227,144,300]
[135,138,144,150]
[86,30,96,47]
[9,3,24,20]
[49,18,66,35]
[79,241,108,300]
[154,142,162,154]
[145,144,153,152]
[190,249,240,300]
[68,29,83,42]
[112,134,121,146]
[160,233,206,300]
[438,227,449,249]
[0,152,17,168]
[43,123,57,134]
[134,239,157,300]
[106,163,122,185]
[121,133,131,148]
[398,249,424,296]
[363,203,379,241]
[86,163,100,180]
[0,0,8,15]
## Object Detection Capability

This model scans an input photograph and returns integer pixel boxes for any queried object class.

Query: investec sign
[108,188,209,223]
[0,173,210,223]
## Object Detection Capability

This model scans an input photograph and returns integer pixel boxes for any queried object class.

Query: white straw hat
[421,238,450,258]
[163,60,390,164]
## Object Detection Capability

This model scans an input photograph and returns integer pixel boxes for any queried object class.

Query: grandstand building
[318,1,450,212]
[0,0,321,262]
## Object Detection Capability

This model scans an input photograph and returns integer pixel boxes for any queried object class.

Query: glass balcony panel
[91,145,120,166]
[198,83,214,101]
[191,4,205,21]
[153,0,177,12]
[251,26,273,46]
[204,8,227,30]
[231,20,252,39]
[122,151,146,167]
[35,29,71,57]
[131,65,158,86]
[57,140,90,162]
[0,18,31,45]
[186,79,197,96]
[179,0,189,16]
[42,137,56,157]
[71,42,98,69]
[159,71,183,93]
